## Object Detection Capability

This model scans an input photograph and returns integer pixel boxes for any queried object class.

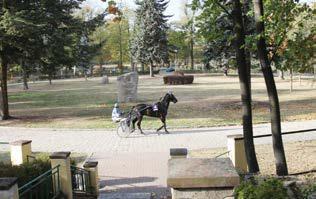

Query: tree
[93,19,130,71]
[132,0,170,77]
[0,0,105,120]
[192,0,259,173]
[167,23,190,67]
[252,0,288,176]
[232,0,260,173]
[280,6,315,91]
[0,0,44,118]
[263,1,312,81]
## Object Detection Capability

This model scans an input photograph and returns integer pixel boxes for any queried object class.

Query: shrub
[0,159,51,187]
[163,75,194,85]
[300,183,316,199]
[235,178,288,199]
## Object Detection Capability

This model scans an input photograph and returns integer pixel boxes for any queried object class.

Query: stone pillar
[117,72,138,103]
[83,161,99,196]
[227,134,248,173]
[0,178,19,199]
[170,148,188,159]
[10,140,32,166]
[49,152,73,199]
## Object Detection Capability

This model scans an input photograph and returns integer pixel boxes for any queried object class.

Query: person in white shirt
[112,103,123,122]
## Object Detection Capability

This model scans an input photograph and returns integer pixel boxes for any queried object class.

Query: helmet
[114,103,119,108]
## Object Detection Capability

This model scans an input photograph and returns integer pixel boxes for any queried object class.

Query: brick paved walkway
[0,120,315,197]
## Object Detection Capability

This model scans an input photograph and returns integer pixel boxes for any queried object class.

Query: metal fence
[19,165,61,199]
[71,165,93,195]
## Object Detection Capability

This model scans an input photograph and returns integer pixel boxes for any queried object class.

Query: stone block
[167,158,239,188]
[10,140,32,166]
[101,75,109,84]
[117,72,138,103]
[170,148,188,158]
[171,187,234,199]
[0,178,19,199]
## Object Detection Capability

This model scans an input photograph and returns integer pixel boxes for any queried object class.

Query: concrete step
[98,192,154,199]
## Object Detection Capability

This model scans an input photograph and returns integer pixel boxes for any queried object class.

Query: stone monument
[117,72,138,103]
[101,75,109,84]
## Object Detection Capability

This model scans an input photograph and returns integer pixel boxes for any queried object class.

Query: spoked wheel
[116,119,132,138]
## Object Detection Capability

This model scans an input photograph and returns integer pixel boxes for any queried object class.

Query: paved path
[0,120,315,197]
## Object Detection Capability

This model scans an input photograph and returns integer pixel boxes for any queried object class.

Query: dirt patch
[190,140,316,183]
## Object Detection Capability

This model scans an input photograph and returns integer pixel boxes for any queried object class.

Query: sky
[82,0,315,22]
[82,0,190,22]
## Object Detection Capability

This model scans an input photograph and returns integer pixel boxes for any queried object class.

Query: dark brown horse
[131,92,178,134]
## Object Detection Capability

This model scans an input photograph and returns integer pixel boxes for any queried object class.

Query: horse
[131,92,178,134]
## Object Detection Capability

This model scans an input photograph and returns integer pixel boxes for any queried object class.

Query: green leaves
[132,0,170,66]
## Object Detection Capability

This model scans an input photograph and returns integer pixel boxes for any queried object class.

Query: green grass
[1,75,315,129]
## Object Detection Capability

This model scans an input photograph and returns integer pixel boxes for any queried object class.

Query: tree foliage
[0,0,105,119]
[132,0,170,76]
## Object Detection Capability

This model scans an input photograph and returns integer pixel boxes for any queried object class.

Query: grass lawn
[1,74,315,129]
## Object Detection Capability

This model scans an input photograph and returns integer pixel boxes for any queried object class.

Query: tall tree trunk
[141,63,144,73]
[279,70,285,80]
[299,73,301,86]
[233,0,259,173]
[90,65,94,77]
[243,0,252,89]
[0,55,10,120]
[48,73,52,85]
[118,22,123,73]
[190,38,194,71]
[253,0,288,176]
[21,60,29,90]
[22,69,29,90]
[290,68,293,92]
[149,61,154,77]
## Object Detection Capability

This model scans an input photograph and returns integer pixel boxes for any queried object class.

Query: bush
[300,183,316,199]
[163,75,194,85]
[235,178,288,199]
[0,159,51,187]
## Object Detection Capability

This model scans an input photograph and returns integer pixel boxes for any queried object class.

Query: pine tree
[132,0,170,77]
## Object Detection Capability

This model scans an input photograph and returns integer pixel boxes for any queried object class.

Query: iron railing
[71,165,93,195]
[0,142,9,144]
[235,128,316,140]
[19,165,61,199]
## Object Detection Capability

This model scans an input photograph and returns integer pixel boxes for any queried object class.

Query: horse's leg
[156,113,165,132]
[137,116,144,134]
[156,120,164,132]
[161,116,169,134]
[131,117,137,132]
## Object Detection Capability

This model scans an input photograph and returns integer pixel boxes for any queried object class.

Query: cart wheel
[117,119,131,138]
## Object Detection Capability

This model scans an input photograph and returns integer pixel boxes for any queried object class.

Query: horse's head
[166,91,178,104]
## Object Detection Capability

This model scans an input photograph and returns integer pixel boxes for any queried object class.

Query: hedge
[163,75,194,85]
